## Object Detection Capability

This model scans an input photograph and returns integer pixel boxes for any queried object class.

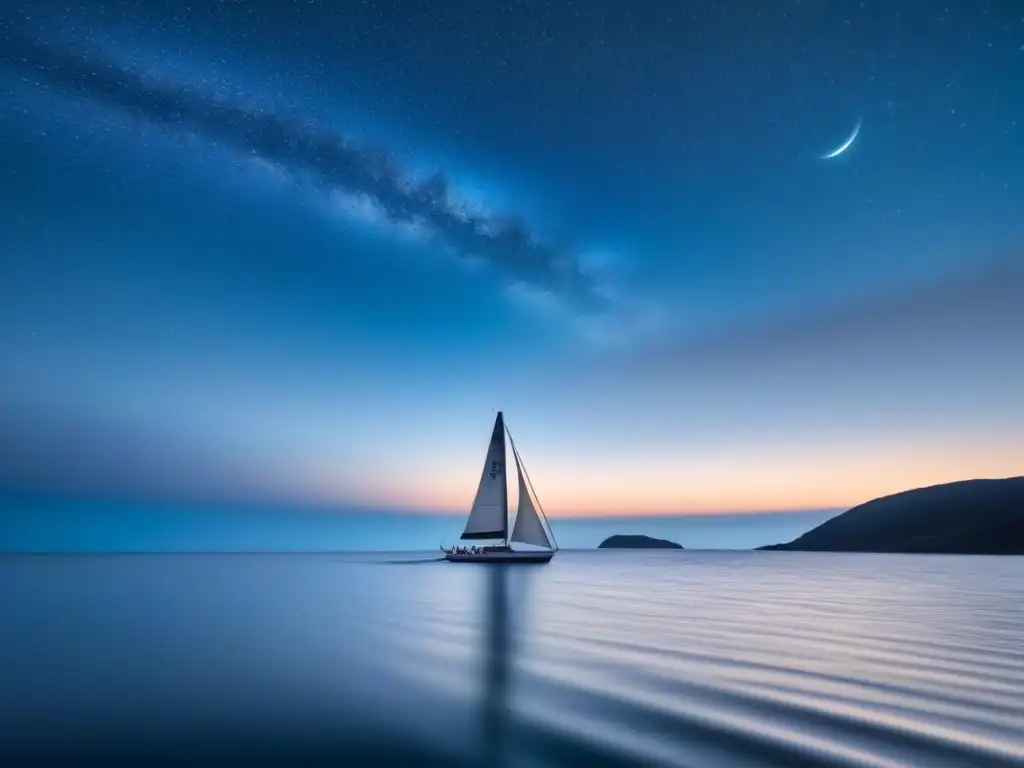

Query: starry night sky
[1,1,1022,534]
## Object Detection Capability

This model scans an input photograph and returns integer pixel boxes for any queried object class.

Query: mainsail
[461,412,509,540]
[510,446,552,549]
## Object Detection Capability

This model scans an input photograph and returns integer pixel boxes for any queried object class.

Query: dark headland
[759,476,1024,554]
[598,534,683,549]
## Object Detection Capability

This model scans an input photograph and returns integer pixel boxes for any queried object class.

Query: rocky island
[598,534,683,549]
[759,476,1024,555]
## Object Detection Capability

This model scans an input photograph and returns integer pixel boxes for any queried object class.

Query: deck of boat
[444,550,553,564]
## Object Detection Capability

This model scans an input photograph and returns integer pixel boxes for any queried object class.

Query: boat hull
[444,550,554,564]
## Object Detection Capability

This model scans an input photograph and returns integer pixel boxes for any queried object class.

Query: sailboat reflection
[481,563,513,766]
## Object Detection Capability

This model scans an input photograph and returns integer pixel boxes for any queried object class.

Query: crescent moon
[820,118,862,160]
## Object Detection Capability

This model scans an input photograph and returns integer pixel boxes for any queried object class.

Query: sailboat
[443,411,558,563]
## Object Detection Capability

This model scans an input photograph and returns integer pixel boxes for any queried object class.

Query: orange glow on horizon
[295,434,1024,518]
[354,502,842,518]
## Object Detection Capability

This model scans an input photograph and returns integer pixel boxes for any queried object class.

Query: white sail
[461,412,508,540]
[510,448,552,549]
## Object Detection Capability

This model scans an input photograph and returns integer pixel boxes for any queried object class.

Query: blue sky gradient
[1,1,1022,548]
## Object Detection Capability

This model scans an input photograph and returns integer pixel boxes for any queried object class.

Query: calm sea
[2,551,1023,767]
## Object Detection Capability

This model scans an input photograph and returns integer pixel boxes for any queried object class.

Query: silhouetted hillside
[598,534,683,549]
[759,477,1024,554]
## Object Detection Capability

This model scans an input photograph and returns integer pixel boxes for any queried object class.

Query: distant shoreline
[758,477,1023,556]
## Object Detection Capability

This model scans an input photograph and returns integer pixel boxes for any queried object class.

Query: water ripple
[1,551,1022,766]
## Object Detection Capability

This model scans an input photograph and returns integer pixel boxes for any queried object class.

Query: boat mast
[499,410,509,549]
